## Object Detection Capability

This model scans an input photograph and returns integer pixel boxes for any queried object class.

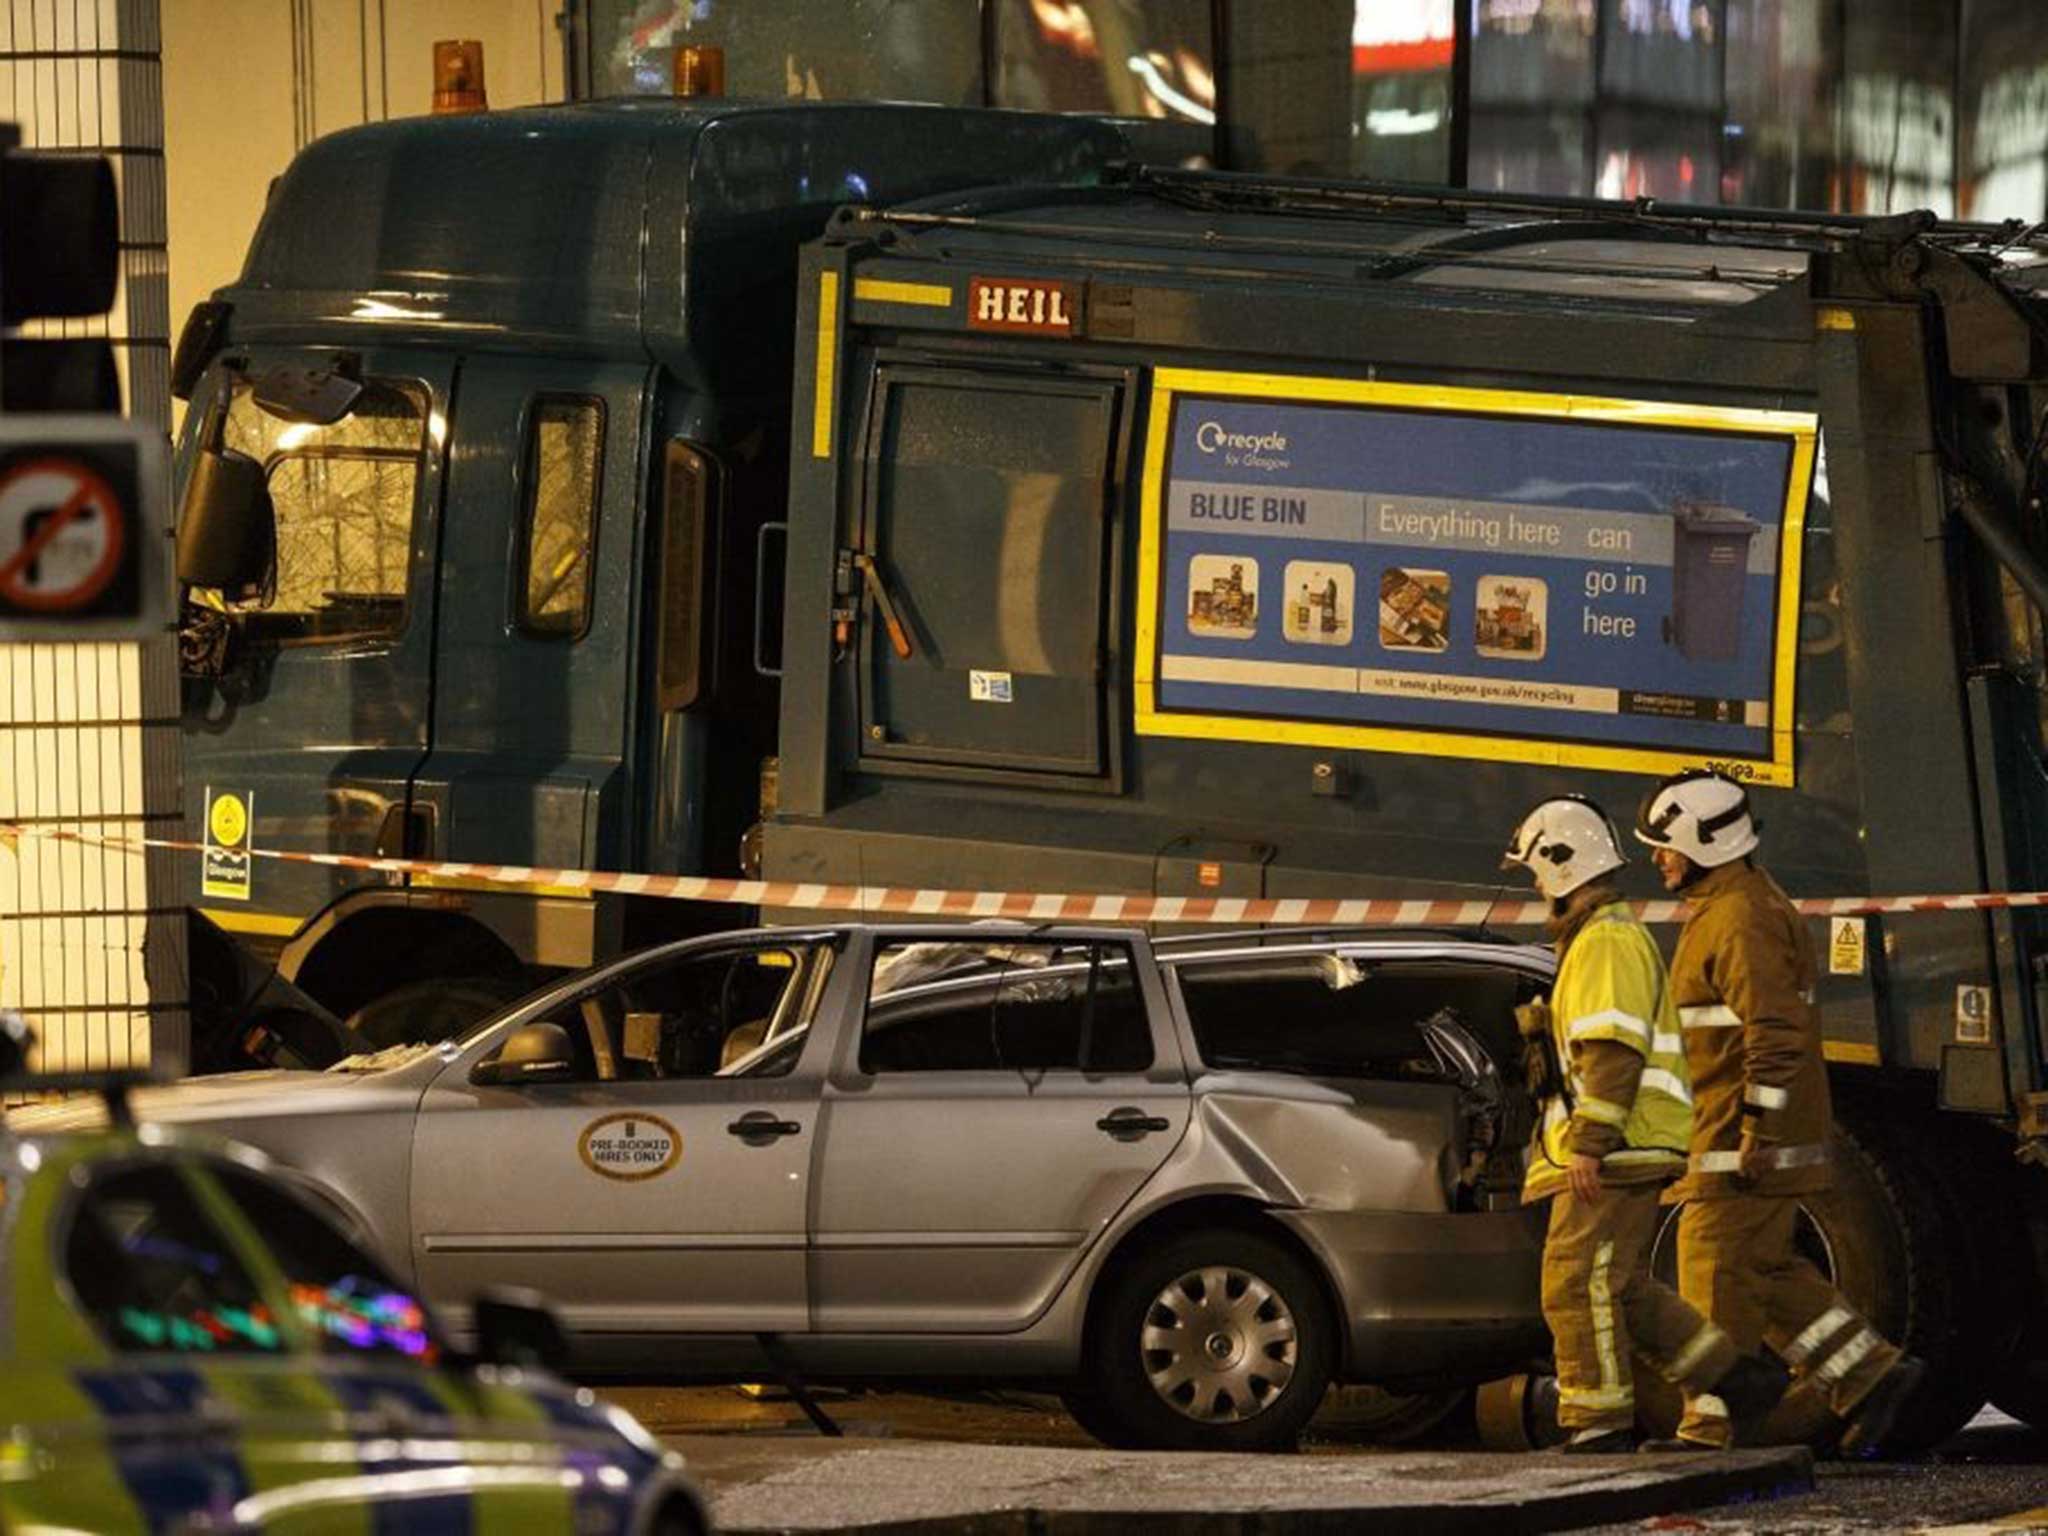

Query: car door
[177,349,452,938]
[1167,944,1549,1373]
[809,931,1190,1333]
[409,933,843,1338]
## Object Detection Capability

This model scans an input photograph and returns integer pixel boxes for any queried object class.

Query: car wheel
[1080,1228,1334,1452]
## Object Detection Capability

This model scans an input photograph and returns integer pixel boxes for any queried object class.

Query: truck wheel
[1642,1103,1991,1452]
[1075,1228,1334,1452]
[342,977,526,1052]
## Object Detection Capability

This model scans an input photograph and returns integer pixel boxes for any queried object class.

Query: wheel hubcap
[1141,1264,1299,1423]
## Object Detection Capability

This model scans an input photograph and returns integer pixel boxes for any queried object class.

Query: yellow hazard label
[202,787,253,902]
[1828,915,1866,976]
[208,791,248,848]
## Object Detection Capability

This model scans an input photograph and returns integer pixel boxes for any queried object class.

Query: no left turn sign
[0,456,126,612]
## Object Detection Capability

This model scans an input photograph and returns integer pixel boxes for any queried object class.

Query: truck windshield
[215,377,429,645]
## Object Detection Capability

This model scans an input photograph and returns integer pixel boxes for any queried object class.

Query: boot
[1713,1353,1792,1446]
[1836,1356,1927,1460]
[1551,1426,1637,1454]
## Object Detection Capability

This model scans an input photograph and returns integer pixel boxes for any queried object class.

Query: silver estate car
[11,923,1553,1452]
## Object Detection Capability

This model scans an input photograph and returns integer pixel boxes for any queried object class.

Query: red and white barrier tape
[5,821,2044,928]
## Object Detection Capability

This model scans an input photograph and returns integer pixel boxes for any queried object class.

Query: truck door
[410,357,643,902]
[853,365,1126,783]
[181,350,452,944]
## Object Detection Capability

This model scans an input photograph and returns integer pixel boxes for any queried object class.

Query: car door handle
[1096,1107,1171,1140]
[727,1111,803,1144]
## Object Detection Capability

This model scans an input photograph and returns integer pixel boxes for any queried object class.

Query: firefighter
[1504,796,1789,1452]
[1634,769,1925,1456]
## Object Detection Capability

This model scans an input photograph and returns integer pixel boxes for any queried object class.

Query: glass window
[996,0,1213,122]
[862,940,1152,1074]
[64,1164,284,1355]
[211,1165,442,1364]
[592,0,980,102]
[219,378,428,644]
[1840,2,1957,216]
[1347,0,1457,182]
[1173,957,1533,1081]
[1722,0,1839,209]
[517,398,604,639]
[536,942,826,1082]
[1960,0,2048,221]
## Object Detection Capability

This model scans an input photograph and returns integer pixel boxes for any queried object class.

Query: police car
[0,1019,708,1534]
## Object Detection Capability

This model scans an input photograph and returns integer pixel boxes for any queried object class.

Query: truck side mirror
[252,362,362,425]
[176,442,275,592]
[469,1022,576,1087]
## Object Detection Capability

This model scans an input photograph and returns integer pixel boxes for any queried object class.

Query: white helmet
[1634,769,1758,869]
[1502,796,1628,900]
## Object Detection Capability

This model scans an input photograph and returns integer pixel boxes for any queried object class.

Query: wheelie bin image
[1664,501,1761,662]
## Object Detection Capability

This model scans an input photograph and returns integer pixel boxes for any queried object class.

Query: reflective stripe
[1652,1031,1683,1055]
[1666,1321,1729,1385]
[1569,1008,1650,1046]
[1639,1067,1694,1107]
[1559,1384,1636,1411]
[1817,1328,1882,1385]
[1680,1004,1742,1028]
[1690,1393,1729,1420]
[1590,1240,1622,1395]
[1692,1142,1830,1174]
[1606,1147,1686,1165]
[1745,1083,1791,1110]
[1578,1097,1630,1128]
[1784,1306,1855,1368]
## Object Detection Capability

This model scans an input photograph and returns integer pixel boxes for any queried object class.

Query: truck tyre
[1642,1100,1991,1452]
[1071,1228,1334,1452]
[342,977,526,1052]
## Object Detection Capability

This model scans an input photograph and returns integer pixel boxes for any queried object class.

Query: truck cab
[172,99,1128,1068]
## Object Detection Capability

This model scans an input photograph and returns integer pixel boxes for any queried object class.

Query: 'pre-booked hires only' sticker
[579,1113,681,1181]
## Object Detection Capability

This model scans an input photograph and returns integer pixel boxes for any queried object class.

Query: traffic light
[0,124,121,413]
[0,120,164,639]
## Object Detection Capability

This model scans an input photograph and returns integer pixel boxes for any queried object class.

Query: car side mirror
[471,1286,570,1372]
[176,443,275,592]
[469,1022,576,1087]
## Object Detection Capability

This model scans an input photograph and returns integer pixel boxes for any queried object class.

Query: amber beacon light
[432,40,488,114]
[673,44,726,98]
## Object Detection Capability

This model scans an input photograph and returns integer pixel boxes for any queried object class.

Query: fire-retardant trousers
[1543,1183,1741,1433]
[1674,1194,1902,1446]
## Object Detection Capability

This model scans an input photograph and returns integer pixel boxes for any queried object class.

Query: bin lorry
[172,91,2048,1447]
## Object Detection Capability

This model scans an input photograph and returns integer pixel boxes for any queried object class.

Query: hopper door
[856,366,1121,781]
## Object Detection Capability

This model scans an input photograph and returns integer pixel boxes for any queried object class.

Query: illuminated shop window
[592,0,980,102]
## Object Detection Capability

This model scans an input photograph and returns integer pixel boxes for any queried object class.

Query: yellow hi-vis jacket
[1523,903,1695,1203]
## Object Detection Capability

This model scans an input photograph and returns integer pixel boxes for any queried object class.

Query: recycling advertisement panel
[1135,369,1818,785]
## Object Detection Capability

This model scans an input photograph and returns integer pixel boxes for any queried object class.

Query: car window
[861,941,1152,1075]
[1174,957,1537,1081]
[541,943,824,1082]
[211,1165,441,1364]
[64,1163,285,1355]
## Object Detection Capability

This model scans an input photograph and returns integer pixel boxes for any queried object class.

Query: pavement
[600,1387,2046,1534]
[665,1435,1811,1533]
